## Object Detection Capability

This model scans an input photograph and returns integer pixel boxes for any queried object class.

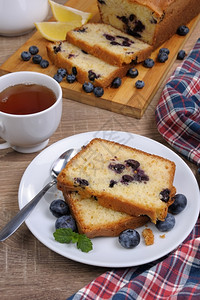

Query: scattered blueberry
[121,174,134,184]
[53,73,63,83]
[126,67,138,78]
[159,48,170,55]
[32,54,42,64]
[72,66,77,76]
[177,50,186,60]
[66,74,76,83]
[55,215,77,231]
[57,68,67,77]
[125,159,140,170]
[143,58,154,68]
[82,82,94,93]
[40,59,49,68]
[177,25,189,36]
[29,45,39,55]
[168,194,187,215]
[111,77,122,88]
[156,213,175,232]
[93,86,104,97]
[135,80,145,89]
[21,51,31,61]
[157,52,168,63]
[50,199,69,218]
[119,229,140,249]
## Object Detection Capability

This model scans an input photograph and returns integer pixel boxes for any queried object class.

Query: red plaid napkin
[67,40,200,300]
[155,38,200,168]
[68,218,200,299]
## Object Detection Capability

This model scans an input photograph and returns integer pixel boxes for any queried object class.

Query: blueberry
[135,80,144,89]
[57,68,67,77]
[66,74,76,83]
[21,51,31,61]
[108,163,125,174]
[168,194,187,215]
[82,82,94,93]
[50,199,69,218]
[109,180,117,188]
[72,66,77,76]
[160,189,170,203]
[126,67,138,78]
[74,177,89,186]
[156,213,175,232]
[143,58,154,68]
[40,59,49,68]
[93,86,104,97]
[177,25,189,36]
[177,50,186,60]
[159,48,170,55]
[55,215,77,232]
[32,54,42,64]
[157,52,168,63]
[29,45,39,55]
[53,73,63,83]
[111,77,122,88]
[119,229,140,249]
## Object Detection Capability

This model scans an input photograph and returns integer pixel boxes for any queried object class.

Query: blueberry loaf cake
[47,41,132,87]
[97,0,200,48]
[57,138,176,223]
[63,191,149,238]
[66,23,153,66]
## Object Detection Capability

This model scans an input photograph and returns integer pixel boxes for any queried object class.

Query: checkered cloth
[155,38,200,167]
[68,218,200,299]
[67,39,200,300]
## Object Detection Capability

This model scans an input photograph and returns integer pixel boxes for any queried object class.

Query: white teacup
[0,0,49,36]
[0,71,62,153]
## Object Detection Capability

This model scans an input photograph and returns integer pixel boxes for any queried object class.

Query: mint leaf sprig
[53,228,93,253]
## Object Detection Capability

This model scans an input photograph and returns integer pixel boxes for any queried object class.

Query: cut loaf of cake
[97,0,200,48]
[66,23,153,66]
[47,41,132,87]
[57,138,176,223]
[63,191,149,238]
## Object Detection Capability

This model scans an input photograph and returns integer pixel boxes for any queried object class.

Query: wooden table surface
[0,1,199,299]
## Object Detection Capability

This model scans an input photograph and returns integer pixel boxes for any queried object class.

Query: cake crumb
[142,228,154,245]
[160,234,166,239]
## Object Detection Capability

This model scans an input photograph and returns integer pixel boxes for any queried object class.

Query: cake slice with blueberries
[66,23,153,66]
[57,138,176,223]
[46,41,133,87]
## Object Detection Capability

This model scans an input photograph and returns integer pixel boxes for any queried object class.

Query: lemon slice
[35,21,81,41]
[49,0,92,24]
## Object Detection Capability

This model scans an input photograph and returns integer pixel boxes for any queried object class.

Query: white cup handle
[0,120,11,150]
[0,141,11,149]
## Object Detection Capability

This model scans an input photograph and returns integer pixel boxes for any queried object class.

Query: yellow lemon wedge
[48,0,92,24]
[34,21,82,41]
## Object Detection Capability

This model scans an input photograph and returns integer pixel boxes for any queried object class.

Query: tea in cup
[0,71,62,153]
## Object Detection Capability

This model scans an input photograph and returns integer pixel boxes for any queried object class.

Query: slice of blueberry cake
[47,41,132,87]
[66,23,152,66]
[63,191,149,238]
[57,138,176,223]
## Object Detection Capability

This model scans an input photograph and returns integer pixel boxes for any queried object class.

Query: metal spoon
[0,148,79,242]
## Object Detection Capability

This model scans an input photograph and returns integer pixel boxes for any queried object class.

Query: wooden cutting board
[0,0,199,118]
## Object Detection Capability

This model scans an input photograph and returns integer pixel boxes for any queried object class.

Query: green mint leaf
[53,228,73,244]
[53,228,93,253]
[77,234,93,253]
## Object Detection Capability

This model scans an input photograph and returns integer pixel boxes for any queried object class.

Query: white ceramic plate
[18,131,200,267]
